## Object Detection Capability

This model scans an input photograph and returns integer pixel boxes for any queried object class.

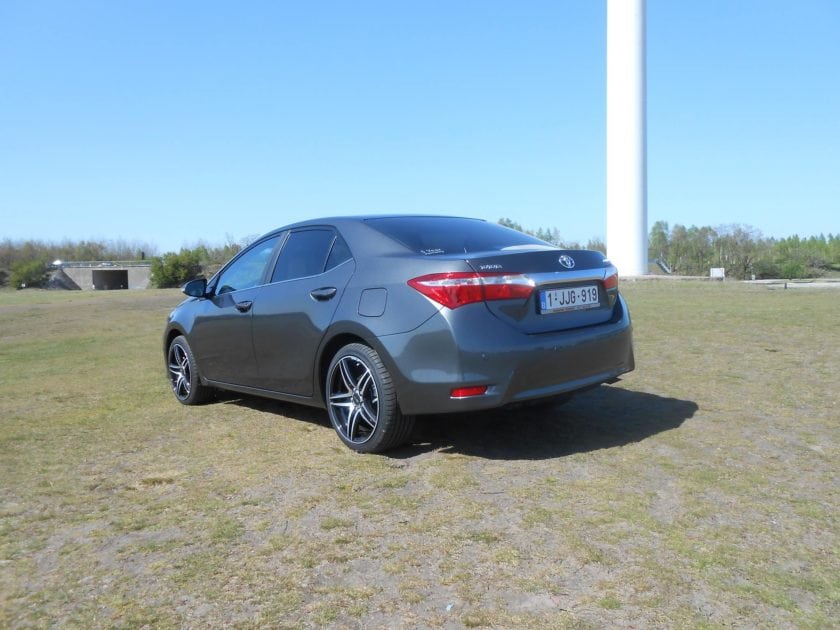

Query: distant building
[52,261,152,290]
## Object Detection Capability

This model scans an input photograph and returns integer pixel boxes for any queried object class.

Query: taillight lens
[603,268,619,306]
[408,272,534,309]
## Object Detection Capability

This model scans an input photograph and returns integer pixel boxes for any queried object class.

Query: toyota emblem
[558,255,575,269]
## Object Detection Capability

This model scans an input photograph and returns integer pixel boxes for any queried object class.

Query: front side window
[216,235,281,294]
[271,229,341,283]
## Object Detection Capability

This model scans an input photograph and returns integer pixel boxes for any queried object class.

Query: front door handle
[310,287,337,301]
[235,300,253,313]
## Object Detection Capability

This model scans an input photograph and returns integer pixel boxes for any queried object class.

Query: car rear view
[362,216,635,415]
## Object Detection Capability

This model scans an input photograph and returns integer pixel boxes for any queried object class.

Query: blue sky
[1,1,838,254]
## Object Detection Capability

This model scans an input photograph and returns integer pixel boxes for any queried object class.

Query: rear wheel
[167,335,212,405]
[326,343,414,453]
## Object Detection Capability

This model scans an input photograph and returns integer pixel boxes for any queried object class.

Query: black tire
[325,343,415,453]
[167,335,212,405]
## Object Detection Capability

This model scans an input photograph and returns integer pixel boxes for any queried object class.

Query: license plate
[539,285,600,313]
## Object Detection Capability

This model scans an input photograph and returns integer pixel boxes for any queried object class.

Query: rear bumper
[379,295,635,415]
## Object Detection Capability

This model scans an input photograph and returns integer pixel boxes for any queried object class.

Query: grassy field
[1,282,837,628]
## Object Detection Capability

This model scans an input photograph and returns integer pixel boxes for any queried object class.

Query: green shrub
[150,250,204,288]
[780,261,805,280]
[753,259,781,280]
[10,259,49,289]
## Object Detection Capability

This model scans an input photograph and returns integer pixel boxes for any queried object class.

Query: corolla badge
[558,255,576,269]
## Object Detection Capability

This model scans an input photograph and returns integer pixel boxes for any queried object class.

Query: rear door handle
[310,287,337,301]
[235,300,253,313]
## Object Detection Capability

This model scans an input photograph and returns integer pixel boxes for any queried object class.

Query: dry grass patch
[1,283,838,627]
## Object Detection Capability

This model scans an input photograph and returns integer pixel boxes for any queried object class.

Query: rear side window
[271,229,338,283]
[366,217,551,255]
[326,235,352,270]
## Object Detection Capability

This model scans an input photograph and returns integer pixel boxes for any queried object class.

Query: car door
[251,228,354,396]
[189,234,284,385]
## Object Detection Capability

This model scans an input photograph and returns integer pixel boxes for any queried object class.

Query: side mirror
[182,278,208,298]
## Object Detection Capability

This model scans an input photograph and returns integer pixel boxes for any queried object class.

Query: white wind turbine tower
[606,0,648,275]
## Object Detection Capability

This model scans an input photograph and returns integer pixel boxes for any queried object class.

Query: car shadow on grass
[214,385,697,461]
[214,392,330,426]
[391,385,698,461]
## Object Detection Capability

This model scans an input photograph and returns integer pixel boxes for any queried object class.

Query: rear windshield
[365,217,554,255]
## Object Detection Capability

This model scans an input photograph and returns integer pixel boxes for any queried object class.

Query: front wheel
[167,335,212,405]
[326,343,414,453]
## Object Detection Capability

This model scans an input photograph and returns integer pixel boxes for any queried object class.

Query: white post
[606,0,648,276]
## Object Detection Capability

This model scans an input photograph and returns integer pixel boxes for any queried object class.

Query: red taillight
[450,385,488,398]
[408,272,534,309]
[603,271,619,290]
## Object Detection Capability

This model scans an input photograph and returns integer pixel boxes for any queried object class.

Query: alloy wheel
[168,342,192,401]
[328,355,380,444]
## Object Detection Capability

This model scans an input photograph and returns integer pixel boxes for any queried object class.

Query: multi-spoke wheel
[326,343,414,453]
[167,335,211,405]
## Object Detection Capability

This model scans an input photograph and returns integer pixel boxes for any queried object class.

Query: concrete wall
[127,266,151,289]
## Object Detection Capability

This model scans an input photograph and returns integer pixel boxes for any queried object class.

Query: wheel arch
[164,326,185,352]
[315,324,403,409]
[163,326,189,364]
[163,326,207,386]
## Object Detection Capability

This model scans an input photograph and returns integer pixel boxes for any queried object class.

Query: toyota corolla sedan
[164,216,634,452]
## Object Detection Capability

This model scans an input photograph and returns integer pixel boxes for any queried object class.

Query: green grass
[1,283,838,627]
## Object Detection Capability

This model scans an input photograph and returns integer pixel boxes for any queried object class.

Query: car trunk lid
[464,249,619,334]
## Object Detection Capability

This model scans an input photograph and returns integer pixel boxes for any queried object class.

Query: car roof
[255,215,495,258]
[277,214,484,231]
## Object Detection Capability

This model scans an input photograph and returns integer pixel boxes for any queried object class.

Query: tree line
[500,218,840,280]
[498,217,606,253]
[2,221,838,288]
[648,221,840,279]
[0,238,156,288]
[0,238,239,288]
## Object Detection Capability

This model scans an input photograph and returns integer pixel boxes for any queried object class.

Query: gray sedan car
[164,216,634,452]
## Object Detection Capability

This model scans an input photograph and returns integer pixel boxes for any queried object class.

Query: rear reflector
[408,272,534,309]
[450,385,488,398]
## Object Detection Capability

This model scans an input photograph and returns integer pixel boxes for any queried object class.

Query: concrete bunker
[58,262,151,290]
